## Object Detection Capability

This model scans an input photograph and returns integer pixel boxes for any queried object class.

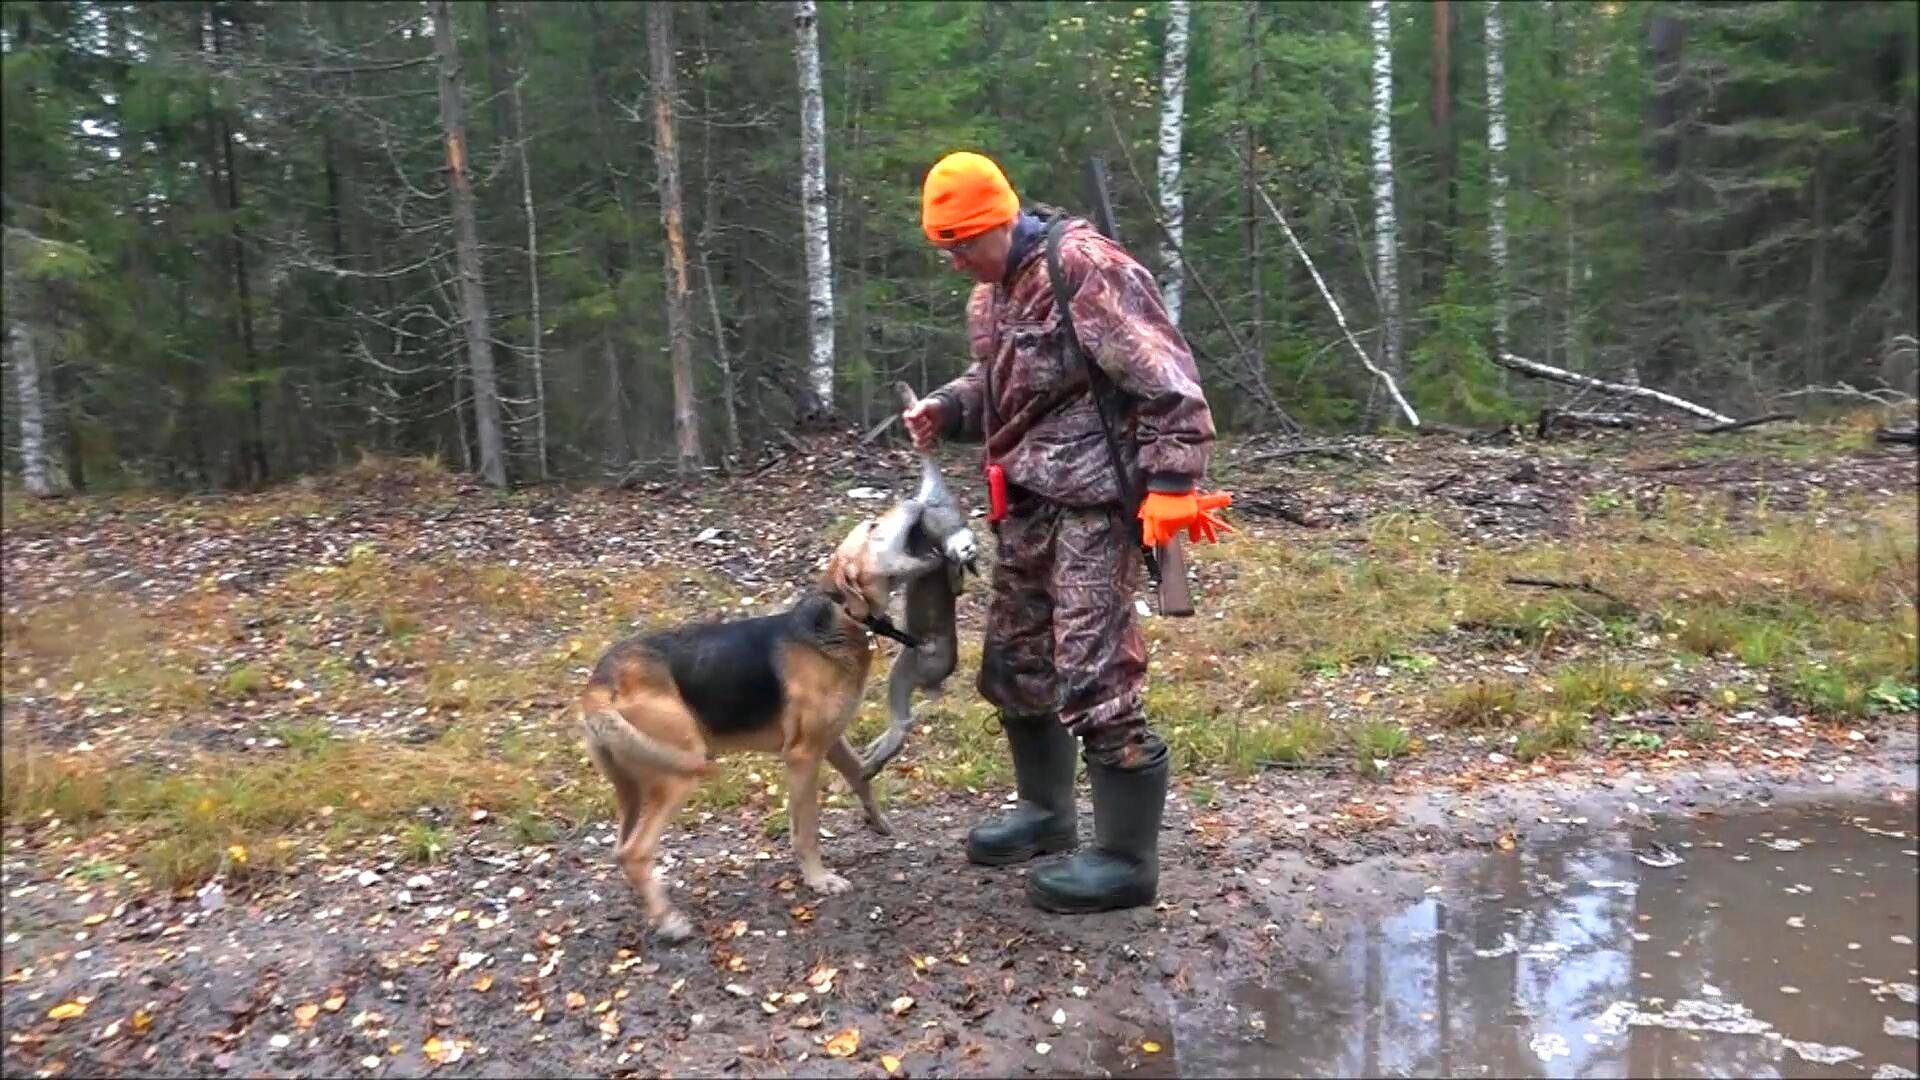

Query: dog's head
[822,513,896,622]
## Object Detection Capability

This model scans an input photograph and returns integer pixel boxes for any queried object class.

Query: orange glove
[1138,490,1233,547]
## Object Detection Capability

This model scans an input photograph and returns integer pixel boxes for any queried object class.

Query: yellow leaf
[227,845,248,865]
[565,992,587,1010]
[471,973,493,993]
[129,1009,153,1034]
[82,913,108,926]
[823,1027,860,1058]
[293,1003,320,1027]
[881,1053,902,1074]
[322,994,346,1012]
[48,1001,88,1021]
[1142,1040,1163,1054]
[422,1035,463,1064]
[598,1012,620,1037]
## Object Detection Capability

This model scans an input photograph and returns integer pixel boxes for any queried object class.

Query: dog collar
[860,611,922,649]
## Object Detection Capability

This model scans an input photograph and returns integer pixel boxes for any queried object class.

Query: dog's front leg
[784,748,851,896]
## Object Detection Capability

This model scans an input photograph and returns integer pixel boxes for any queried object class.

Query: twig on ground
[1504,575,1624,604]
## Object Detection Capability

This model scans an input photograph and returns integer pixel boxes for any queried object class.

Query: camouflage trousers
[977,493,1154,756]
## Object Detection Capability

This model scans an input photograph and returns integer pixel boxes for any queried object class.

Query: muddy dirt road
[5,737,1915,1079]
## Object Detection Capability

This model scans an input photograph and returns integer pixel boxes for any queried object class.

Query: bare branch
[1249,172,1421,428]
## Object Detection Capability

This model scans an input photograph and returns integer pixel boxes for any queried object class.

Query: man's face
[936,224,1013,284]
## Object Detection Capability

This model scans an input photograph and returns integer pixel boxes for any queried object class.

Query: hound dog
[577,502,948,942]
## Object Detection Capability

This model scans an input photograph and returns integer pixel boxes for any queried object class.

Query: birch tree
[793,0,835,421]
[432,0,508,488]
[1485,0,1509,354]
[1155,0,1190,327]
[509,2,547,480]
[1368,0,1403,419]
[3,256,52,497]
[650,2,702,472]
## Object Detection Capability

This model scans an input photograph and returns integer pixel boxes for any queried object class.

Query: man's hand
[1138,490,1233,547]
[902,397,946,451]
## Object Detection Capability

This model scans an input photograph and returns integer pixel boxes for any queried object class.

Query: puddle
[1119,799,1920,1078]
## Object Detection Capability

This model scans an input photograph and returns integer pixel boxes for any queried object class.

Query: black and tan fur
[577,509,943,942]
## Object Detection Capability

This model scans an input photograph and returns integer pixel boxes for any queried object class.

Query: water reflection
[1147,800,1920,1079]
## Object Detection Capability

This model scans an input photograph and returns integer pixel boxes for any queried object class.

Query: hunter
[902,150,1231,913]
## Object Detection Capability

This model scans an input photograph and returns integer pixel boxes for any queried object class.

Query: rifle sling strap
[1044,217,1159,583]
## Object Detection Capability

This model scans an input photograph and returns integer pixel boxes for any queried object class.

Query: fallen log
[1493,350,1735,425]
[1537,408,1638,439]
[1695,412,1793,435]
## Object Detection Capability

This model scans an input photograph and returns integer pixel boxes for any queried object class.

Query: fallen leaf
[293,1004,320,1028]
[129,1009,153,1035]
[1142,1040,1162,1054]
[890,995,915,1016]
[47,1001,88,1022]
[565,992,587,1010]
[81,913,108,927]
[1035,1041,1053,1055]
[598,1012,619,1038]
[471,973,493,993]
[823,1027,860,1058]
[422,1034,463,1064]
[881,1053,902,1074]
[322,994,346,1013]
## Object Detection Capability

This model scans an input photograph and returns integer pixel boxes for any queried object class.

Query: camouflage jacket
[928,212,1216,508]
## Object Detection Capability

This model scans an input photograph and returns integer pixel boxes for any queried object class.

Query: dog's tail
[579,706,714,778]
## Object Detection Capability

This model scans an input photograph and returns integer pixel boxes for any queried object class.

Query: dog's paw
[654,910,696,943]
[805,871,853,896]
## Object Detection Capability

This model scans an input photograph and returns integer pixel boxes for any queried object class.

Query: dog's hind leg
[616,776,698,942]
[784,747,851,896]
[827,736,892,837]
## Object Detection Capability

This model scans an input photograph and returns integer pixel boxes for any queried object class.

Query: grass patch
[2,748,115,824]
[400,822,451,864]
[269,719,336,755]
[1244,658,1301,706]
[1353,721,1412,775]
[1432,679,1527,728]
[223,665,268,697]
[1548,658,1661,717]
[1514,712,1589,762]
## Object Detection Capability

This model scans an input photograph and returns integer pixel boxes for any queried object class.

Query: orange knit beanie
[921,152,1020,244]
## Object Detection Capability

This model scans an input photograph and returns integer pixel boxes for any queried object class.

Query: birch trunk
[794,0,835,421]
[1368,0,1403,422]
[508,23,546,481]
[649,2,702,473]
[4,277,52,497]
[431,0,508,488]
[1244,1,1262,371]
[1155,0,1190,327]
[1485,0,1510,353]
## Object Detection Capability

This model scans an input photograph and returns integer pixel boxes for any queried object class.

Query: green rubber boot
[1026,735,1168,913]
[965,715,1079,866]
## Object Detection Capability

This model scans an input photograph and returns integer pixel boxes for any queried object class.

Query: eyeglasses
[935,233,989,258]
